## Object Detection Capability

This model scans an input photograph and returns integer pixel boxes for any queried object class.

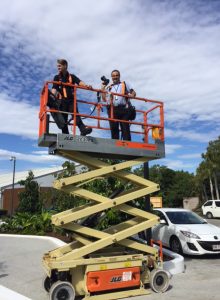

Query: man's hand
[101,83,107,90]
[129,89,136,98]
[79,81,92,89]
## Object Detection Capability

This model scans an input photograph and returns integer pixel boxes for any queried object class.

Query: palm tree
[196,161,209,201]
[205,139,220,199]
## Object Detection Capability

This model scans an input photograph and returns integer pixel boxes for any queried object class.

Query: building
[0,166,64,215]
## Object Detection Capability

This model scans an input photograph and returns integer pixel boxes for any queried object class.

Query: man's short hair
[111,69,120,76]
[57,59,68,67]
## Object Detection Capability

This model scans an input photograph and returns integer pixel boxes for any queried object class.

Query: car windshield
[165,211,206,225]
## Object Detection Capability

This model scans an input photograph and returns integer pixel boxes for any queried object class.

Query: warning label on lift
[122,271,132,281]
[87,267,140,292]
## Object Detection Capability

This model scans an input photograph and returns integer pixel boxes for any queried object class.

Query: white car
[152,208,220,255]
[202,200,220,219]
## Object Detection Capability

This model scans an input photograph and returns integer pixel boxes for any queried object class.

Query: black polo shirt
[52,72,81,99]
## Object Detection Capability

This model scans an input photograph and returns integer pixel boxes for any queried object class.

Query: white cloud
[0,93,38,139]
[165,128,218,143]
[166,144,182,154]
[31,150,48,155]
[158,158,195,173]
[0,148,64,164]
[178,153,202,159]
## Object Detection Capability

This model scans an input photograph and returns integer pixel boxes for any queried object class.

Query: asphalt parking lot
[0,218,220,300]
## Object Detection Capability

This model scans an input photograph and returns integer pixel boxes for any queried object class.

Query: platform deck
[38,133,165,160]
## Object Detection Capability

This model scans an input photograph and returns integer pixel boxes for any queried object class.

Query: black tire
[150,269,170,293]
[49,281,75,300]
[170,236,183,254]
[42,275,52,292]
[206,212,213,219]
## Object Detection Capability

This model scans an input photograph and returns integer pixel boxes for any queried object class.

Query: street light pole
[10,156,16,216]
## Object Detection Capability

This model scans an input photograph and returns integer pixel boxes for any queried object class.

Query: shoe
[80,127,92,136]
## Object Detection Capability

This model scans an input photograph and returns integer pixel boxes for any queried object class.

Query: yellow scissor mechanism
[42,151,169,299]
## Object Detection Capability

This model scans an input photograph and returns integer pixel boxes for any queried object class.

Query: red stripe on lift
[116,141,157,150]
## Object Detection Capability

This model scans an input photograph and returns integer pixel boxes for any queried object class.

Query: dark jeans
[47,91,85,134]
[107,105,131,141]
[60,98,85,134]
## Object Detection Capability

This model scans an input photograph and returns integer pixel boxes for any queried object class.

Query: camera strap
[108,81,126,94]
[57,72,73,99]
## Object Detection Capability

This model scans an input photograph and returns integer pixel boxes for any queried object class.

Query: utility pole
[10,156,16,216]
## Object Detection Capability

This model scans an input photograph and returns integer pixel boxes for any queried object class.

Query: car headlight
[180,231,201,239]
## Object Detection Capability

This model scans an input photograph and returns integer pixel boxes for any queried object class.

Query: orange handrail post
[150,239,163,261]
[39,83,49,137]
[73,85,77,136]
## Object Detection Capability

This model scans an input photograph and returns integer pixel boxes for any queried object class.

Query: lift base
[83,287,150,300]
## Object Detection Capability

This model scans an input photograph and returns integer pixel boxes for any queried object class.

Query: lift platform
[39,82,169,300]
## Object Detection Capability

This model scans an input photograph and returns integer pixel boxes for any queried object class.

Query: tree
[201,153,215,199]
[18,171,42,213]
[205,139,220,199]
[196,161,209,201]
[134,164,197,207]
[43,161,84,212]
[82,159,131,229]
[196,137,220,201]
[166,171,197,207]
[56,161,76,179]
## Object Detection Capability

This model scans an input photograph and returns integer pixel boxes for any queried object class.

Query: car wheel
[170,236,183,254]
[206,212,213,219]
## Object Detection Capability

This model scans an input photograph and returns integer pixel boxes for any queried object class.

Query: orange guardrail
[39,81,164,145]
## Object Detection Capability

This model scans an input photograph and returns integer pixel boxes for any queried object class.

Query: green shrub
[0,211,54,235]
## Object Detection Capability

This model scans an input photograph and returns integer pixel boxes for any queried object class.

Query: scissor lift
[39,82,170,300]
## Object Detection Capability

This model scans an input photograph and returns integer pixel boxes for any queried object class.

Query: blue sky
[0,0,220,175]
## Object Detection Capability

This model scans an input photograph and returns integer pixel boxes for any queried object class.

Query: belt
[107,104,126,108]
[116,104,126,107]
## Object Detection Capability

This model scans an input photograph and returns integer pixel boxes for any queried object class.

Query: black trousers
[60,98,85,134]
[47,92,85,134]
[107,105,131,141]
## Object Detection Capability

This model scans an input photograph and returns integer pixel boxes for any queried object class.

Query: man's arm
[125,82,136,98]
[101,83,108,102]
[79,80,92,89]
[52,75,59,96]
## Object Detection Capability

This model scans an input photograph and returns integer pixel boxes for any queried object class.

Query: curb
[158,246,185,275]
[0,233,66,247]
[0,285,32,300]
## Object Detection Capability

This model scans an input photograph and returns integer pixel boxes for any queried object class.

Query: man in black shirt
[49,59,92,135]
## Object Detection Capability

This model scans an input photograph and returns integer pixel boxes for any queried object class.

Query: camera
[101,75,110,86]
